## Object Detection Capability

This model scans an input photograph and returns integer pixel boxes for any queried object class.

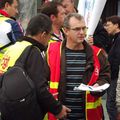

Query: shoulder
[30,46,44,60]
[48,42,61,51]
[114,32,120,42]
[91,45,107,57]
[5,19,20,29]
[91,46,101,55]
[26,46,45,69]
[91,46,108,65]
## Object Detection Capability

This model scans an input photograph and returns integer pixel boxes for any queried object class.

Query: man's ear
[4,2,10,10]
[115,23,119,29]
[41,31,47,39]
[50,14,56,22]
[63,27,69,36]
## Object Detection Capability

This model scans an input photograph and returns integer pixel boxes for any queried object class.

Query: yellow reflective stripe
[50,81,59,89]
[49,39,57,43]
[46,43,50,66]
[86,98,102,109]
[97,49,101,56]
[0,44,7,62]
[60,42,62,57]
[43,114,48,120]
[85,91,102,120]
[43,113,59,120]
[0,17,10,21]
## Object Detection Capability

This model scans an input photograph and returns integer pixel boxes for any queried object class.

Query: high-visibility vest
[0,41,31,74]
[49,28,65,43]
[49,35,62,43]
[0,14,10,21]
[46,42,103,120]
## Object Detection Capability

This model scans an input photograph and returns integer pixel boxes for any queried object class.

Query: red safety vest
[46,42,103,120]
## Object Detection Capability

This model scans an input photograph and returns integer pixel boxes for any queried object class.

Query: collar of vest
[0,10,9,17]
[22,36,47,52]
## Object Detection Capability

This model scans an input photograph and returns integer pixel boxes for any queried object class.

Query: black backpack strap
[0,42,13,51]
[14,45,34,88]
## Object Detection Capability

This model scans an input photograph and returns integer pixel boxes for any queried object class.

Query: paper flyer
[74,83,110,92]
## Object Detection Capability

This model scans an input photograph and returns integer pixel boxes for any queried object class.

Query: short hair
[63,13,84,28]
[38,1,63,17]
[106,15,120,29]
[26,13,52,36]
[0,0,18,9]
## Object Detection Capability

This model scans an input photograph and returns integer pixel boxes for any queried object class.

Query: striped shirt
[64,47,86,120]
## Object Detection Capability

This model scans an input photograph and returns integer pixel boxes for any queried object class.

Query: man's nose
[16,9,19,15]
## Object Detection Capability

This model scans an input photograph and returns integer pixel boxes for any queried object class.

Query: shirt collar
[22,36,47,52]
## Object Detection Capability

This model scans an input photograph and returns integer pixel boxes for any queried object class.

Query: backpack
[0,46,41,120]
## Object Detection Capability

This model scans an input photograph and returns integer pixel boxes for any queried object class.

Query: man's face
[55,5,66,27]
[105,21,118,35]
[61,0,75,14]
[65,17,86,45]
[5,0,18,17]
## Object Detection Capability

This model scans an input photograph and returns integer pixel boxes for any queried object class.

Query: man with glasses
[46,13,110,120]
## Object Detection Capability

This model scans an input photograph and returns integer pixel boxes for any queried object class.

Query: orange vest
[47,42,103,120]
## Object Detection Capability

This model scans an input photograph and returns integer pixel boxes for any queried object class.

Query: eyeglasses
[69,26,87,32]
[105,23,113,27]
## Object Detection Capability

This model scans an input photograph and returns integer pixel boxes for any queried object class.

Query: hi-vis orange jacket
[46,41,108,120]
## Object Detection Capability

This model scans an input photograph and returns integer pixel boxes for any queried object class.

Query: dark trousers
[106,79,117,120]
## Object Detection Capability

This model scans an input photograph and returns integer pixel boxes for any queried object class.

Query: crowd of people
[0,0,120,120]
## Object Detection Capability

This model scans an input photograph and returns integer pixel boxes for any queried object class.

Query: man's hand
[87,36,94,45]
[56,105,71,119]
[93,83,99,87]
[92,83,102,92]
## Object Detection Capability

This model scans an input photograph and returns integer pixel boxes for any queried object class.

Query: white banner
[78,0,107,37]
[78,0,95,27]
[87,0,107,36]
[45,0,52,2]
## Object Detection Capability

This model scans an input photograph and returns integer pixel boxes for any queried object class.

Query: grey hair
[63,13,84,28]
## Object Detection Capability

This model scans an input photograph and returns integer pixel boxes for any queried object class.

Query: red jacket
[46,41,110,120]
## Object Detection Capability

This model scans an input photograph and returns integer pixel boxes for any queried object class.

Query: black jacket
[108,32,120,80]
[22,36,62,119]
[93,22,112,53]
